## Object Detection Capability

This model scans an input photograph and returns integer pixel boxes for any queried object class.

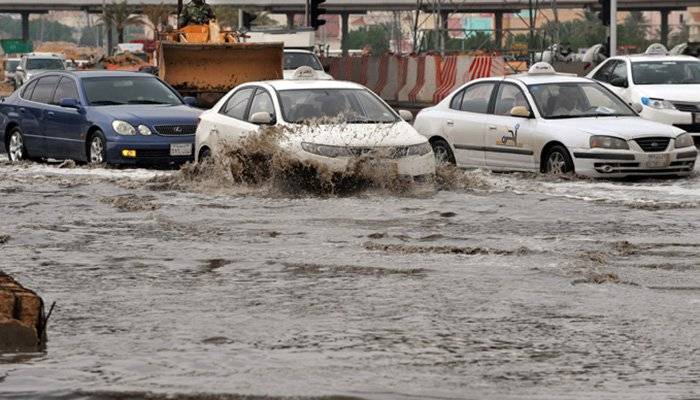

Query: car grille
[347,146,413,159]
[634,137,670,152]
[154,125,197,136]
[673,123,700,133]
[671,102,699,113]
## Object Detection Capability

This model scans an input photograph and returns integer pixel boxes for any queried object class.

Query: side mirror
[510,106,531,118]
[183,96,197,107]
[398,109,413,122]
[249,111,274,125]
[631,102,643,113]
[611,77,628,88]
[59,98,81,109]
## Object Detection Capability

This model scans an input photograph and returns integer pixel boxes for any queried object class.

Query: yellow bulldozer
[158,22,283,106]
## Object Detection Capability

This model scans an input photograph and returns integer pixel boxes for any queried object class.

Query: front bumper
[105,135,195,166]
[572,147,697,178]
[295,150,436,179]
[640,108,700,145]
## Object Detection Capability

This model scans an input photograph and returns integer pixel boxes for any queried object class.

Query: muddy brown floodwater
[0,155,698,400]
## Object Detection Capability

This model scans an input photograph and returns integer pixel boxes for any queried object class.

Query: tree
[142,2,175,39]
[617,11,650,52]
[100,0,143,44]
[346,25,391,54]
[211,5,278,30]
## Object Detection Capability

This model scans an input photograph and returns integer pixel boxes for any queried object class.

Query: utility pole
[610,0,617,56]
[551,0,559,44]
[412,0,422,53]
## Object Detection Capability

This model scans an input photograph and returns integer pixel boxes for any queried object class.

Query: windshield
[528,82,636,119]
[4,60,19,72]
[631,60,700,85]
[283,52,322,71]
[26,58,65,70]
[83,76,182,106]
[278,88,399,124]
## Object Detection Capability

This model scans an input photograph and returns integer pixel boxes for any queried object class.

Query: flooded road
[0,156,698,400]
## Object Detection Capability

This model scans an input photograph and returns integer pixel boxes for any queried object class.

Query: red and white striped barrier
[324,54,506,105]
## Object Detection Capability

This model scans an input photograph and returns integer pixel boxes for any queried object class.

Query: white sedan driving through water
[195,72,435,181]
[413,63,697,178]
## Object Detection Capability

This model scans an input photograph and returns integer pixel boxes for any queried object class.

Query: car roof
[22,52,64,59]
[611,54,699,63]
[259,79,365,91]
[505,73,592,85]
[53,70,157,79]
[283,49,313,54]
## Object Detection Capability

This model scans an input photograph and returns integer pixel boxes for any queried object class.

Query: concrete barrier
[433,55,458,104]
[373,55,390,96]
[365,56,381,92]
[398,55,423,103]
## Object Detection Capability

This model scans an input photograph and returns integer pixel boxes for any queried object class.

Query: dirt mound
[0,272,46,353]
[35,42,102,60]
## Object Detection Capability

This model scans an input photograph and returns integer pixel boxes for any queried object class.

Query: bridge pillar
[21,11,30,41]
[440,11,449,54]
[494,11,503,49]
[286,12,295,29]
[660,9,670,47]
[340,12,349,56]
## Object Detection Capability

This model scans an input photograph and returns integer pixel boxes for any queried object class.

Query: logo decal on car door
[497,123,520,147]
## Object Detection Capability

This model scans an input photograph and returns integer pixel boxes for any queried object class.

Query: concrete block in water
[0,272,45,353]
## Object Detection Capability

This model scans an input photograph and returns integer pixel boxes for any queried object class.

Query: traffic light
[242,11,257,30]
[598,0,610,26]
[309,0,326,30]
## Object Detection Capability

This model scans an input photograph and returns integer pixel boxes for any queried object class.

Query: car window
[528,82,635,119]
[609,61,628,86]
[493,83,530,116]
[460,83,495,113]
[83,77,182,106]
[30,75,60,104]
[593,60,616,82]
[248,89,275,119]
[221,88,254,120]
[449,90,464,110]
[52,77,80,105]
[25,58,65,70]
[21,79,38,99]
[283,52,323,71]
[631,60,700,85]
[278,88,399,124]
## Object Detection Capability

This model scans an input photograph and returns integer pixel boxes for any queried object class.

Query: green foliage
[211,5,279,30]
[346,25,390,54]
[0,15,75,42]
[100,0,143,43]
[541,11,606,51]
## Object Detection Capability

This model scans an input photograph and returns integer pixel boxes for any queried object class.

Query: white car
[587,44,700,146]
[283,49,333,80]
[413,63,697,178]
[195,73,435,181]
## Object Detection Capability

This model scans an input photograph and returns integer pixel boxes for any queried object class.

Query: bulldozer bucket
[158,42,283,101]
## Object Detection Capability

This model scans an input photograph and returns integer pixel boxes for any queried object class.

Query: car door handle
[47,111,55,117]
[488,125,498,130]
[446,120,454,126]
[19,107,26,113]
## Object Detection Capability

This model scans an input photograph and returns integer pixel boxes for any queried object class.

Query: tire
[543,145,574,175]
[198,147,212,162]
[430,138,456,165]
[7,127,28,162]
[87,131,107,165]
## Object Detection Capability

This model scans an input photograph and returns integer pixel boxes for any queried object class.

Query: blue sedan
[0,71,201,166]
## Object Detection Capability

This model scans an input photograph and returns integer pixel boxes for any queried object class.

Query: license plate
[644,153,669,168]
[170,143,192,156]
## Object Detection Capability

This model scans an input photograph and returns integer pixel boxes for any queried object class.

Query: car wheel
[544,145,574,175]
[7,128,28,162]
[198,147,212,162]
[430,138,455,165]
[88,131,107,165]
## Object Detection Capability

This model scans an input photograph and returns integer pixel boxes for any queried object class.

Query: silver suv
[14,53,65,89]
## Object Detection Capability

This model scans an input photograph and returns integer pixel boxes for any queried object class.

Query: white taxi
[195,68,435,180]
[413,63,697,178]
[587,44,700,146]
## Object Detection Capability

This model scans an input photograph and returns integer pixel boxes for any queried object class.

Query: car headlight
[301,142,354,158]
[641,97,676,110]
[112,120,136,135]
[675,132,694,148]
[404,142,433,157]
[590,135,629,150]
[137,125,152,136]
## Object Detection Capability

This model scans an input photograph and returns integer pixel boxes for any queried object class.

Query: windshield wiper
[127,100,170,105]
[90,100,124,105]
